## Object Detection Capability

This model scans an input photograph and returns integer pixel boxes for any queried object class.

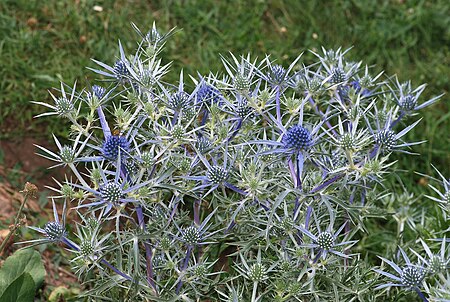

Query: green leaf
[48,286,80,302]
[0,273,35,302]
[0,249,45,296]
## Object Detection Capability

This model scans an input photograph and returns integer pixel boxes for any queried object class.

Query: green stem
[345,149,358,171]
[0,192,30,257]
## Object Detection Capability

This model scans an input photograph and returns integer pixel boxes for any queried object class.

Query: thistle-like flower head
[267,64,286,86]
[296,219,356,260]
[113,59,130,80]
[44,221,67,242]
[176,210,218,247]
[390,78,443,114]
[399,94,417,112]
[247,263,267,282]
[411,237,450,275]
[207,166,229,184]
[331,67,347,84]
[233,73,252,92]
[401,265,426,288]
[375,247,428,301]
[90,85,106,100]
[99,182,123,204]
[181,226,201,246]
[55,96,75,116]
[315,231,335,251]
[197,83,222,105]
[196,136,212,154]
[59,146,75,164]
[102,135,130,161]
[20,200,75,248]
[374,129,397,152]
[282,125,313,150]
[169,91,190,110]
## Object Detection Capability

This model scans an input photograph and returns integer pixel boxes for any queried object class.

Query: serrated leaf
[0,273,35,302]
[0,249,45,296]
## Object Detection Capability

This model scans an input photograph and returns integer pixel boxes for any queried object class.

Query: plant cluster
[25,23,448,301]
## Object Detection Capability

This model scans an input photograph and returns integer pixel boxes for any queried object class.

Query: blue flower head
[91,85,106,100]
[267,64,286,85]
[374,129,397,152]
[282,125,313,150]
[197,83,222,105]
[331,67,347,84]
[102,135,130,161]
[146,26,161,45]
[375,247,429,301]
[399,94,417,112]
[350,80,372,97]
[44,221,67,242]
[20,200,75,248]
[113,60,130,80]
[169,91,190,110]
[196,136,212,154]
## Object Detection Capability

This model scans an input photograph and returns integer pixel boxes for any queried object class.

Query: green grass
[0,0,448,184]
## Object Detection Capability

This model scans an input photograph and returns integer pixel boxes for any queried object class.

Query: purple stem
[227,119,243,142]
[313,251,322,263]
[304,205,313,230]
[200,108,209,126]
[415,288,429,302]
[288,158,298,187]
[97,106,111,139]
[290,153,304,217]
[100,259,133,281]
[275,85,281,123]
[136,206,157,292]
[176,245,193,294]
[360,189,366,205]
[296,152,304,189]
[390,111,405,129]
[293,196,300,219]
[171,110,180,126]
[310,174,345,194]
[303,112,402,226]
[194,199,201,226]
[225,221,236,233]
[225,182,248,196]
[369,145,379,159]
[308,97,337,136]
[168,200,179,224]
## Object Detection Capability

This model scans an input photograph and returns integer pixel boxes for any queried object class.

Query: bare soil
[0,136,78,295]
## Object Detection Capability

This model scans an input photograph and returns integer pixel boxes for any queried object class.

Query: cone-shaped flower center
[283,125,313,150]
[102,135,130,161]
[401,266,425,288]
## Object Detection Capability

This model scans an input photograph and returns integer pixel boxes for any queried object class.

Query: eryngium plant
[26,23,448,301]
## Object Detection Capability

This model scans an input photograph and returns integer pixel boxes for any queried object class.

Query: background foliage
[0,0,448,187]
[0,0,448,300]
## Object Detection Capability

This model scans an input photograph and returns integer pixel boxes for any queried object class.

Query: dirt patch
[0,136,79,295]
[0,137,65,189]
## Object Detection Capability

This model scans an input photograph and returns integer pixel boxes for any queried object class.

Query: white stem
[251,281,258,302]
